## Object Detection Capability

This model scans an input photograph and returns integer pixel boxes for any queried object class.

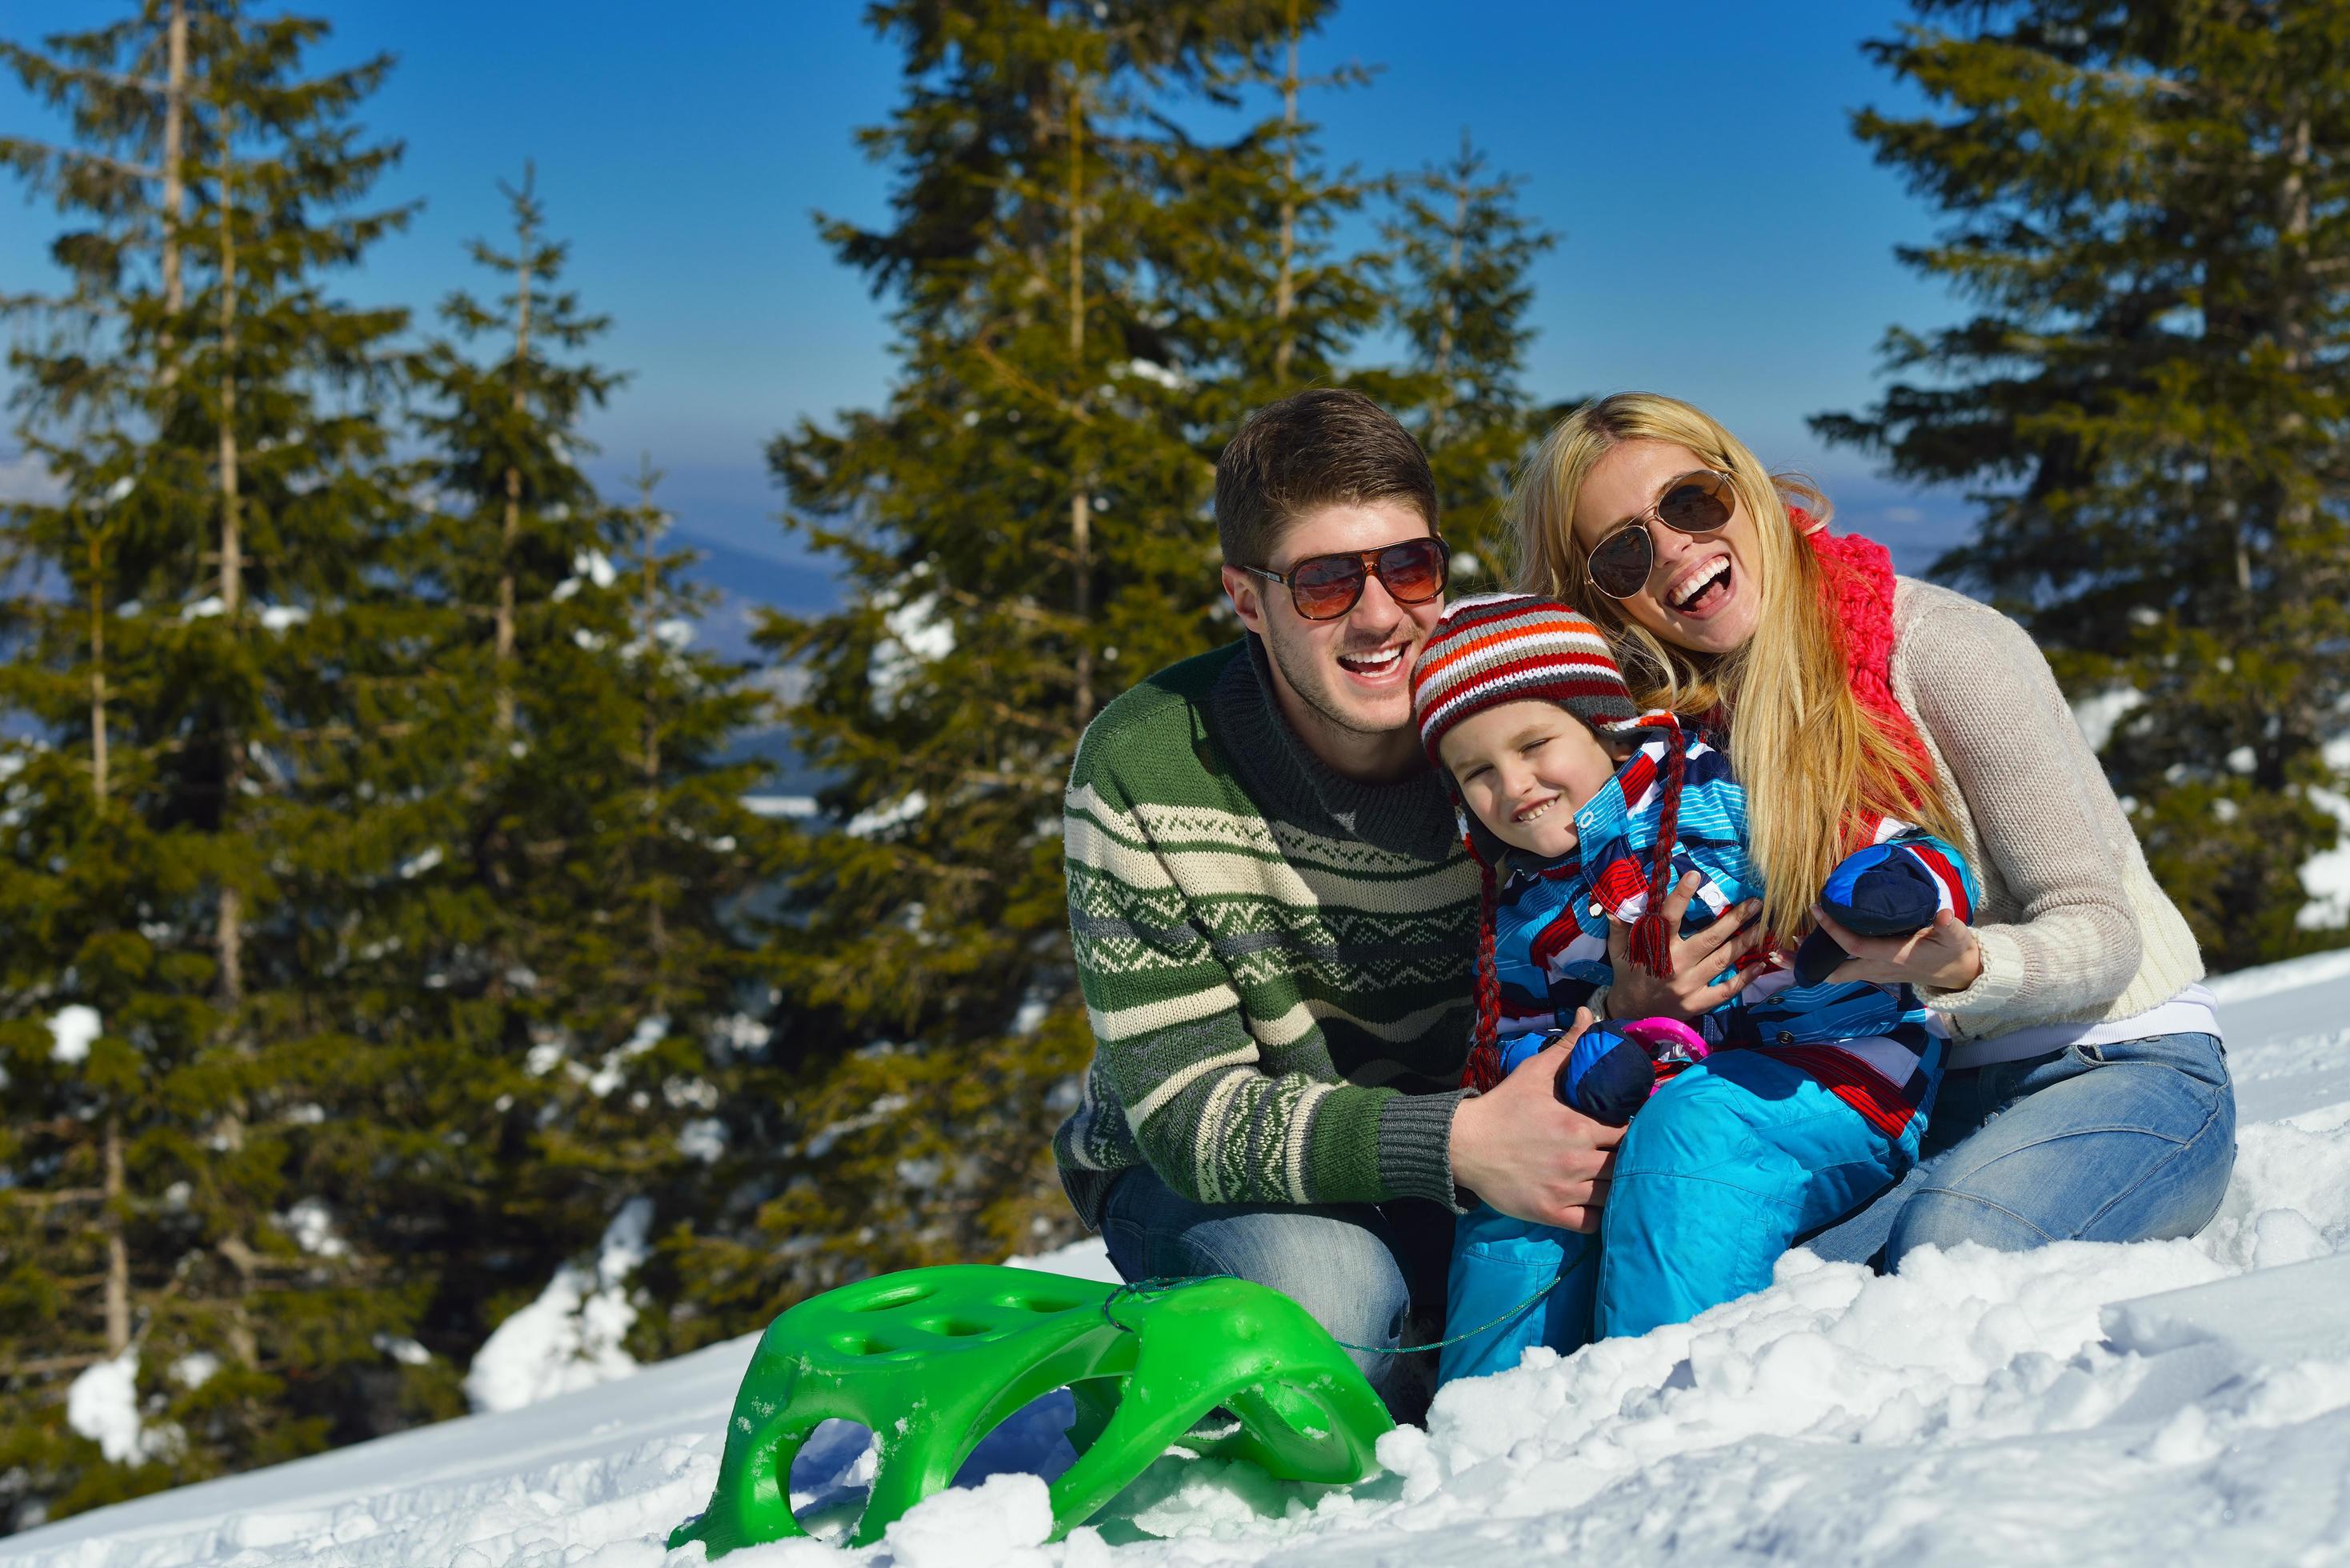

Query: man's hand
[1815,905,1984,992]
[1605,872,1772,1020]
[1449,1008,1624,1232]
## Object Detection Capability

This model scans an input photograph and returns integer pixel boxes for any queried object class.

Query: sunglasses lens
[1287,554,1369,619]
[1656,473,1733,534]
[1376,538,1448,604]
[1587,527,1652,598]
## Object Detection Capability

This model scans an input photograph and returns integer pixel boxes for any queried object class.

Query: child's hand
[1604,871,1773,1019]
[1810,906,1984,992]
[1451,1008,1624,1232]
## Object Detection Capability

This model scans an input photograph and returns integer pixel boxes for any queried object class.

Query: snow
[277,1198,348,1258]
[844,790,926,839]
[2297,736,2350,931]
[740,794,819,820]
[170,1354,219,1391]
[47,1004,100,1065]
[463,1198,658,1416]
[675,1118,728,1164]
[585,1016,668,1098]
[554,550,623,601]
[1119,358,1188,392]
[869,591,954,710]
[17,952,2350,1566]
[2069,686,2144,754]
[64,1354,145,1466]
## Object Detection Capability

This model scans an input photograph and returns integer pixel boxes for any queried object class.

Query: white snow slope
[12,952,2350,1567]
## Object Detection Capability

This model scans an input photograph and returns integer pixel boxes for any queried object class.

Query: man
[1052,388,1619,1416]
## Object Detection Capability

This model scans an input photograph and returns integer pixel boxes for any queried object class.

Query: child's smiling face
[1439,699,1630,859]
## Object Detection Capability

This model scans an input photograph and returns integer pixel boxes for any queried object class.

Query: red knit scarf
[1796,514,1934,808]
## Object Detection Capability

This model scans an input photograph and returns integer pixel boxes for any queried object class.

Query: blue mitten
[1551,1022,1657,1126]
[1793,840,1948,987]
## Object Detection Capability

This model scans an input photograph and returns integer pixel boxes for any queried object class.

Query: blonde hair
[1511,392,1958,942]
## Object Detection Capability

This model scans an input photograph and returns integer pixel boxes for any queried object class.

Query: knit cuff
[1921,924,2028,1021]
[1375,1088,1467,1210]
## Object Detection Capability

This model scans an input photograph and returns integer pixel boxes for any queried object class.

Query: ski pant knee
[1439,1207,1598,1386]
[1598,1055,1912,1340]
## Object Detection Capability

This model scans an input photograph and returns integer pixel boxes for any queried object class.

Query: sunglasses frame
[1236,535,1451,622]
[1584,469,1739,601]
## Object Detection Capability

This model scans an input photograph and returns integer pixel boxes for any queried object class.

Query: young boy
[1408,595,1977,1384]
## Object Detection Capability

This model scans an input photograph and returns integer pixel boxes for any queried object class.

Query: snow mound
[463,1198,658,1415]
[14,954,2350,1566]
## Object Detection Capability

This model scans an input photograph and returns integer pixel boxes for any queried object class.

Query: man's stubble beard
[1260,622,1399,742]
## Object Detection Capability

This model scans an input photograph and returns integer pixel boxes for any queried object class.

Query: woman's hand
[1604,872,1773,1020]
[1813,906,1984,992]
[1449,1009,1623,1233]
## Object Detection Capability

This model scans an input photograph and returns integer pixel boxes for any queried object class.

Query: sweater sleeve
[1064,756,1463,1210]
[1896,601,2143,1024]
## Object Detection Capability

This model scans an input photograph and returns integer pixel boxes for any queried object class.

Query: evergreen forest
[1,0,2346,1534]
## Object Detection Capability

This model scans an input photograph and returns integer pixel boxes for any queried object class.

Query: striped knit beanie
[1409,596,1690,1066]
[1409,594,1651,766]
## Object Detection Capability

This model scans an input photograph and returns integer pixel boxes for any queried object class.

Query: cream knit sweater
[1888,579,2204,1055]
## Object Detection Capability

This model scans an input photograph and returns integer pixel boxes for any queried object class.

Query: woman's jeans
[1801,1030,2236,1269]
[1099,1165,1454,1422]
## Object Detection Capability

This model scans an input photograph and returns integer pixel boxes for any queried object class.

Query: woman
[1513,391,2233,1268]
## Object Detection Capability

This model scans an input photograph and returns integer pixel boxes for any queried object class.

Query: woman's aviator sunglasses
[1238,535,1451,622]
[1585,470,1738,599]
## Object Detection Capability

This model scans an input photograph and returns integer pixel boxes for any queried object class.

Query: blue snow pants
[1440,1049,1923,1385]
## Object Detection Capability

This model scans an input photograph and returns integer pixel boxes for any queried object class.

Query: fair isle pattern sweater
[1053,639,1482,1230]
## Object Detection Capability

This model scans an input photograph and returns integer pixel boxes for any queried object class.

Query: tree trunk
[215,99,246,1037]
[158,0,186,382]
[1427,131,1468,446]
[103,1113,129,1356]
[638,471,667,973]
[88,530,110,807]
[496,170,538,737]
[1273,13,1299,384]
[1066,74,1093,726]
[91,530,129,1358]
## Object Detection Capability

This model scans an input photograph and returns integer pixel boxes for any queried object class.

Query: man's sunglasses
[1237,536,1451,622]
[1585,470,1738,599]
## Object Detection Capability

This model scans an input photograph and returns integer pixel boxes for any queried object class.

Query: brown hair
[1513,392,1960,942]
[1215,388,1439,566]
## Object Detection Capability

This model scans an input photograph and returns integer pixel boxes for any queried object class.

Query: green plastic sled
[667,1263,1394,1554]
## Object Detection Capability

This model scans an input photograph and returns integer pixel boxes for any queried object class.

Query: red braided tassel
[1629,908,1674,978]
[1462,850,1503,1094]
[1628,717,1687,980]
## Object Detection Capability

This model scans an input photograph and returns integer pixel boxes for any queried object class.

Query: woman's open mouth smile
[1666,551,1735,618]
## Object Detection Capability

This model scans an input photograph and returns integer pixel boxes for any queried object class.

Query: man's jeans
[1802,1030,2236,1269]
[1099,1166,1455,1422]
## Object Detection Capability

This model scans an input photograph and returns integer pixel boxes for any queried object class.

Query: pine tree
[3,0,435,1518]
[1374,130,1556,588]
[671,2,1315,1322]
[1151,0,1378,435]
[392,182,785,1369]
[2,0,227,1524]
[1813,0,2350,970]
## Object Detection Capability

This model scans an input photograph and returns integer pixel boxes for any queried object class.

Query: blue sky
[2,0,1972,574]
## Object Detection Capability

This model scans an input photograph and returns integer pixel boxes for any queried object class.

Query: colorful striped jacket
[1479,730,1979,1138]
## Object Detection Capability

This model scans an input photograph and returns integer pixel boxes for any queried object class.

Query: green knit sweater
[1052,638,1482,1230]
